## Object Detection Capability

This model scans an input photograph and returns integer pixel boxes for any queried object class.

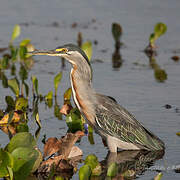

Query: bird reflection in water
[100,150,164,179]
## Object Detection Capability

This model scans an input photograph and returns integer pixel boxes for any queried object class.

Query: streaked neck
[70,65,96,124]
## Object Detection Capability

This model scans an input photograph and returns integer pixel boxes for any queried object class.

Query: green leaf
[66,108,83,133]
[54,72,62,96]
[176,132,180,136]
[107,162,118,177]
[64,87,72,101]
[2,56,10,69]
[5,96,15,110]
[31,75,38,96]
[112,23,122,42]
[35,112,42,128]
[10,46,18,61]
[11,24,21,42]
[85,154,98,169]
[15,97,28,112]
[8,78,20,97]
[154,172,163,180]
[0,149,14,178]
[23,81,29,97]
[81,41,92,61]
[32,98,39,125]
[150,23,167,46]
[154,69,167,82]
[88,129,94,145]
[84,154,102,176]
[45,91,53,100]
[11,63,16,76]
[19,65,28,81]
[54,104,62,120]
[19,46,27,59]
[31,149,43,173]
[11,147,39,180]
[149,33,157,45]
[7,166,13,180]
[79,164,92,180]
[5,132,36,153]
[154,22,167,38]
[45,91,53,108]
[1,72,8,88]
[20,39,31,47]
[16,123,29,133]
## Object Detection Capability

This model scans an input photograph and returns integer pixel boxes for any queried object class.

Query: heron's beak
[28,49,63,57]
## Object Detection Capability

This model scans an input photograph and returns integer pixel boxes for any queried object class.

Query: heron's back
[94,94,165,151]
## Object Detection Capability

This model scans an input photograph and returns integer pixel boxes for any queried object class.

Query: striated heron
[31,44,165,152]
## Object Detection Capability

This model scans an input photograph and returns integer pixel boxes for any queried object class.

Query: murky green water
[1,0,180,179]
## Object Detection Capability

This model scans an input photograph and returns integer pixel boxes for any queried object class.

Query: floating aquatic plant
[10,24,21,45]
[112,22,123,69]
[0,132,42,180]
[145,22,167,56]
[54,72,62,97]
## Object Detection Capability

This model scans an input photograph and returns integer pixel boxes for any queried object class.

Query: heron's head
[30,44,90,67]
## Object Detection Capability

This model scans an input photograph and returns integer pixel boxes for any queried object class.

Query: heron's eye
[55,48,68,53]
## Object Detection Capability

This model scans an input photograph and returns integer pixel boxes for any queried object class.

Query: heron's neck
[70,64,93,102]
[70,65,96,123]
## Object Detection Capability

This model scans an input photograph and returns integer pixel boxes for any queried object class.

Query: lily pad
[0,149,14,178]
[11,147,39,180]
[5,132,36,153]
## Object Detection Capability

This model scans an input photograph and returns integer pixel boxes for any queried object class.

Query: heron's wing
[95,94,164,150]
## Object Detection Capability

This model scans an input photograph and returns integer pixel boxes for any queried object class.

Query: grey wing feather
[95,94,165,151]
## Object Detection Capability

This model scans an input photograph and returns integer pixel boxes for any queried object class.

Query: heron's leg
[107,136,118,152]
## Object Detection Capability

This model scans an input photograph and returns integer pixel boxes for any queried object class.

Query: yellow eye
[55,48,68,53]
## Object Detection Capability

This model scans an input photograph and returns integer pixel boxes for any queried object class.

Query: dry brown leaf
[38,155,63,173]
[43,137,62,158]
[0,112,20,125]
[0,124,16,135]
[59,104,73,115]
[38,131,84,174]
[57,131,84,158]
[68,146,83,159]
